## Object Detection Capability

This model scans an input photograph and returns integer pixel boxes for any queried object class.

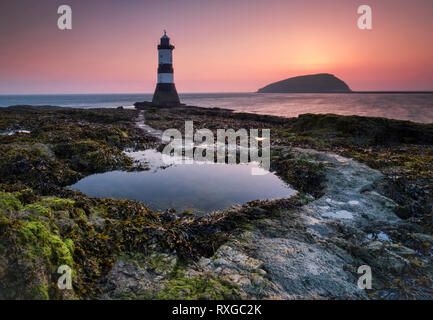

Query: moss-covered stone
[29,283,49,300]
[0,191,22,212]
[23,203,52,218]
[156,275,239,300]
[17,220,74,267]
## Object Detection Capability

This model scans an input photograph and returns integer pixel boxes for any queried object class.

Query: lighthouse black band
[158,64,174,73]
[158,44,174,50]
[155,83,177,91]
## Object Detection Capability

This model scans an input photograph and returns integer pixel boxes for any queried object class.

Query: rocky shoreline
[0,105,432,299]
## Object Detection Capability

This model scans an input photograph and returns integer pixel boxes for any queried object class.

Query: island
[257,73,352,93]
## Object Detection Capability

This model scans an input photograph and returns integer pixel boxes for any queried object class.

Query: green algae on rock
[0,106,158,192]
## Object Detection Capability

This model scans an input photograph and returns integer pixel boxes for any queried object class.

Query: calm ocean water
[0,93,432,123]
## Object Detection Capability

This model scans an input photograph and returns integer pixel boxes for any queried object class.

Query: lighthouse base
[152,83,180,106]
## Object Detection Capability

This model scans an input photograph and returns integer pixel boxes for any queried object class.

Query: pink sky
[1,0,433,94]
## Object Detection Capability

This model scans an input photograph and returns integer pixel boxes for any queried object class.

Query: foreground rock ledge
[1,105,432,300]
[100,147,429,300]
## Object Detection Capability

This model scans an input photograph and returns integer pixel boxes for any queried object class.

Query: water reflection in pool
[69,149,295,213]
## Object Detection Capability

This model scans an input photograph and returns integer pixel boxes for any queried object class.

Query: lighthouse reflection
[69,149,295,215]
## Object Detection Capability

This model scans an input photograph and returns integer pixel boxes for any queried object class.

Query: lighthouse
[152,30,180,106]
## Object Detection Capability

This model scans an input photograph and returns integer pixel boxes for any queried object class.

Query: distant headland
[257,73,352,93]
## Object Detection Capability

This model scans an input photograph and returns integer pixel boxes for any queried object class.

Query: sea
[0,93,432,123]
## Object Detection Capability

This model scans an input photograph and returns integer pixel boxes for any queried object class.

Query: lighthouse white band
[158,73,174,83]
[158,49,173,64]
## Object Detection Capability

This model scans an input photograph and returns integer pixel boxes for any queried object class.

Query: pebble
[257,269,267,275]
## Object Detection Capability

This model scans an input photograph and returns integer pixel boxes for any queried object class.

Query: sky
[0,0,432,94]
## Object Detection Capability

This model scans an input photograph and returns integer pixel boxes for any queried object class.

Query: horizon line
[1,91,433,96]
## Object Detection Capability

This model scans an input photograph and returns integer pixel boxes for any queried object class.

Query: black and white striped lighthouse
[152,30,180,106]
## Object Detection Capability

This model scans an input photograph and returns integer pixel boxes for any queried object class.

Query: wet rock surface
[1,105,432,299]
[146,148,431,299]
[92,148,433,299]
